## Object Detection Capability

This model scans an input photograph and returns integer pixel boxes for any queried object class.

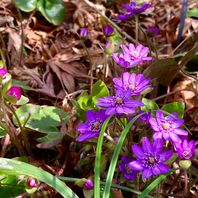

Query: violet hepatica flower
[119,156,138,181]
[147,25,160,36]
[149,110,188,143]
[129,137,173,179]
[116,2,151,21]
[113,72,151,96]
[112,43,152,68]
[77,110,108,142]
[97,89,144,116]
[8,86,21,100]
[103,25,114,36]
[80,27,88,38]
[174,139,195,159]
[0,68,7,79]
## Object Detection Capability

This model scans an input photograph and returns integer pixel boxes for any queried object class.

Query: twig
[152,88,190,101]
[83,0,136,43]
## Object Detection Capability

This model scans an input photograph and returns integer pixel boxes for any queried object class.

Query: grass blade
[0,158,79,198]
[94,116,111,198]
[103,114,142,198]
[140,169,176,198]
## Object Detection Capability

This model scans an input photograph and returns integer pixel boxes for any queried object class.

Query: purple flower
[129,137,173,179]
[119,156,138,181]
[80,27,88,38]
[27,178,37,188]
[149,110,188,143]
[77,110,108,142]
[113,72,152,96]
[103,25,114,36]
[8,86,21,100]
[84,179,94,190]
[138,111,151,125]
[116,2,151,21]
[174,139,195,159]
[147,25,160,36]
[0,68,7,79]
[112,43,152,68]
[97,89,144,116]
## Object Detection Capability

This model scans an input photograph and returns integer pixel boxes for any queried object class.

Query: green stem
[5,102,32,155]
[135,16,139,44]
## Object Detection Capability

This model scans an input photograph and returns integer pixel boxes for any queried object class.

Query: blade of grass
[139,169,176,198]
[94,116,112,198]
[57,176,154,198]
[103,114,143,198]
[0,158,79,198]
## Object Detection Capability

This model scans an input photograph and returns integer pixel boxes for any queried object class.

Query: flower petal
[142,168,152,179]
[129,160,143,171]
[131,144,144,159]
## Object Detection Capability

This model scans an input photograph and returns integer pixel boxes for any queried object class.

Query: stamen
[163,123,170,130]
[115,97,123,105]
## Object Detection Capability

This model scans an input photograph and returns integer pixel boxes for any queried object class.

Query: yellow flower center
[115,97,123,105]
[94,122,100,130]
[163,123,170,130]
[149,157,155,164]
[129,84,135,90]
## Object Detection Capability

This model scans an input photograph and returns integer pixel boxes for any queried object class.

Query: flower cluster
[113,43,152,68]
[76,6,195,183]
[116,1,151,21]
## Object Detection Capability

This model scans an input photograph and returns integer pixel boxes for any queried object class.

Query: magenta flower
[84,179,94,190]
[119,156,138,181]
[97,89,144,116]
[77,110,108,142]
[147,25,160,36]
[0,68,7,79]
[27,178,37,188]
[116,2,151,21]
[113,72,151,96]
[8,86,21,100]
[103,25,114,36]
[80,27,88,38]
[112,43,152,68]
[149,110,188,143]
[129,137,173,179]
[174,139,195,159]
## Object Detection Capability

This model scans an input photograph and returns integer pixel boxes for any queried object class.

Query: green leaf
[13,104,68,147]
[141,98,159,112]
[139,169,176,198]
[77,92,91,111]
[0,126,6,138]
[16,95,29,106]
[91,80,109,104]
[0,158,79,198]
[37,0,65,25]
[144,58,178,86]
[187,8,198,18]
[0,175,26,198]
[162,102,185,118]
[15,0,37,12]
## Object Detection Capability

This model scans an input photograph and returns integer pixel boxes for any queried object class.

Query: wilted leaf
[144,58,178,86]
